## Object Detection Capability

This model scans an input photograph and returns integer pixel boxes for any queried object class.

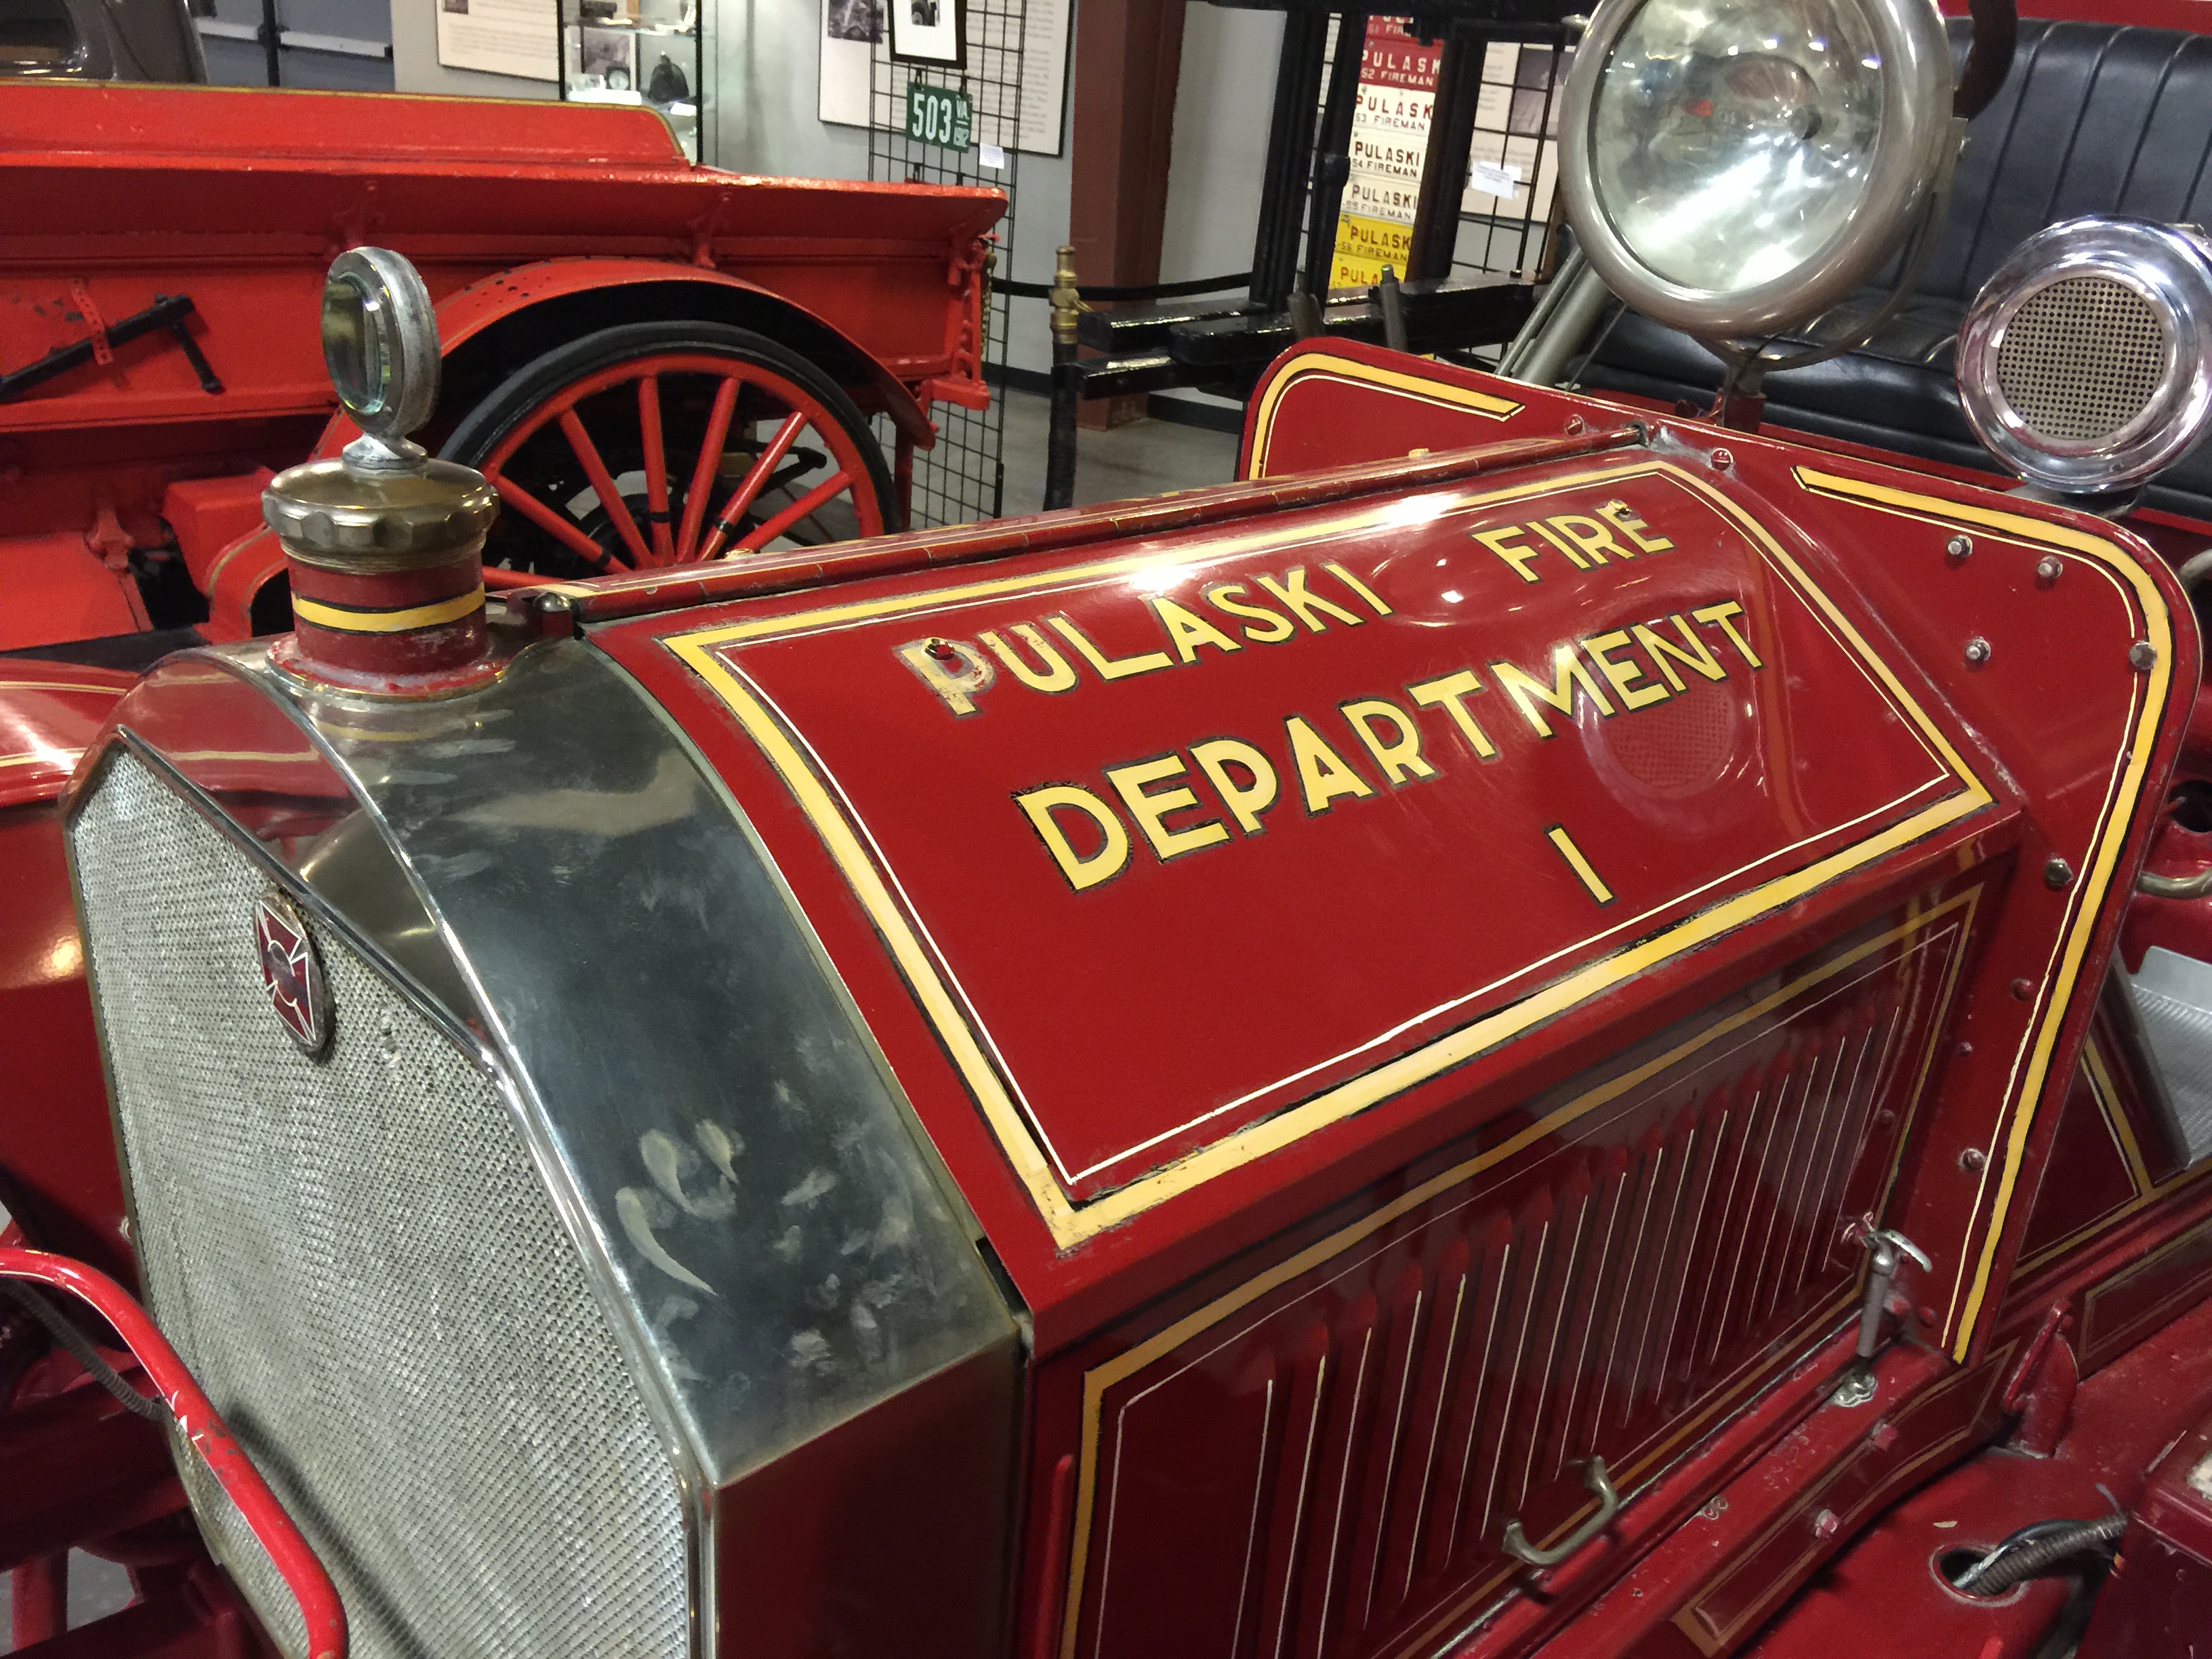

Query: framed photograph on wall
[888,0,964,66]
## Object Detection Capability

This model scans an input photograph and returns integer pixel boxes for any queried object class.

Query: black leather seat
[1580,19,2212,521]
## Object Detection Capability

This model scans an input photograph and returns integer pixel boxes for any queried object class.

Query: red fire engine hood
[585,405,2192,1345]
[608,451,1980,1213]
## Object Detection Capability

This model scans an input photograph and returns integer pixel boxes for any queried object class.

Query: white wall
[1159,4,1282,288]
[708,0,1070,375]
[392,0,1282,384]
[709,0,870,179]
[390,0,558,98]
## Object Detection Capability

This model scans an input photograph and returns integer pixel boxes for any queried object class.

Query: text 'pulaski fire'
[896,498,1766,899]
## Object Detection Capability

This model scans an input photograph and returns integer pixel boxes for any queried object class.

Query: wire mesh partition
[867,1,1027,528]
[1451,36,1572,281]
[1311,16,1570,296]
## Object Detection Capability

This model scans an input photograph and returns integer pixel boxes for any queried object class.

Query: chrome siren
[1957,216,2212,498]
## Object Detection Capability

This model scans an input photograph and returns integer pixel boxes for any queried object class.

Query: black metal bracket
[0,293,224,404]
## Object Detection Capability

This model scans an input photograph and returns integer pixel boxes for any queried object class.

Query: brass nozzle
[1048,244,1083,348]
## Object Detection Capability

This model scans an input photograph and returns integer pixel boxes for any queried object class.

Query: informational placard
[437,0,558,82]
[1330,21,1568,289]
[818,0,1067,155]
[1466,39,1565,224]
[1330,17,1439,291]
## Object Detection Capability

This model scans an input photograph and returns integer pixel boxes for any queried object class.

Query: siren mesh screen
[1996,275,2169,443]
[69,750,689,1659]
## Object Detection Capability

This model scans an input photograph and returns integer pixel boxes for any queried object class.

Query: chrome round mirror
[1957,218,2212,497]
[1560,0,1954,340]
[321,247,441,448]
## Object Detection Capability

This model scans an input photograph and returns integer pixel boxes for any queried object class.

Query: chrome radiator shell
[63,640,1022,1658]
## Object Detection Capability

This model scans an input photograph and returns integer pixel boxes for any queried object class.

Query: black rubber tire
[441,318,901,573]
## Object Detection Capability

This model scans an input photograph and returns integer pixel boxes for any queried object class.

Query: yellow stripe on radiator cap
[291,588,485,635]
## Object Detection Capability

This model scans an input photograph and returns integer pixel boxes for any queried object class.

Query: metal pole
[1406,27,1483,281]
[1248,8,1330,311]
[1299,10,1370,304]
[260,0,281,85]
[1044,245,1082,512]
[1505,256,1612,387]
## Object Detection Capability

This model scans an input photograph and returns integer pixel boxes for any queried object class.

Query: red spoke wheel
[441,321,899,581]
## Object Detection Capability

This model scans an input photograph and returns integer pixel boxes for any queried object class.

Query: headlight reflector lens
[1592,0,1885,293]
[1561,0,1950,338]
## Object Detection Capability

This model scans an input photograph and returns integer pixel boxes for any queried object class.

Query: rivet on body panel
[2036,556,2063,585]
[2132,640,2159,671]
[1946,535,1973,561]
[1964,636,1992,666]
[2045,856,2074,890]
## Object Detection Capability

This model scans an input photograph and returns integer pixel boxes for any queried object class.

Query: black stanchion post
[260,0,281,84]
[1044,244,1082,512]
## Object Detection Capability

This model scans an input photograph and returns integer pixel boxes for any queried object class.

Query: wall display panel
[820,0,1066,155]
[560,0,700,159]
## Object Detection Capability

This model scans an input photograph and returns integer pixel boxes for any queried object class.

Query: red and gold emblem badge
[253,889,331,1057]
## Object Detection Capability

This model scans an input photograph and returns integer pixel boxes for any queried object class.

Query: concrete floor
[995,388,1243,517]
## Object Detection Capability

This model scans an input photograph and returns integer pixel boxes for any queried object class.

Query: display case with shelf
[558,0,701,161]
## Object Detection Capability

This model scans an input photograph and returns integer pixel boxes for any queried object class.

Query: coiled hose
[1954,1513,2128,1595]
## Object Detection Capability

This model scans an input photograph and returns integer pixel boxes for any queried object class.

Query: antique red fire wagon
[10,0,2212,1654]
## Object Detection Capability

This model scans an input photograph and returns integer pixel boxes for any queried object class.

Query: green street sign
[905,82,973,152]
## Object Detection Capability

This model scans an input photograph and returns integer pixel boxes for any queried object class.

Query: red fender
[313,257,941,460]
[210,257,962,639]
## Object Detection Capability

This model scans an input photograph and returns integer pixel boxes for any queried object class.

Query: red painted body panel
[19,320,2212,1657]
[0,79,1000,653]
[573,340,2204,1657]
[0,663,129,1293]
[2078,1398,2212,1657]
[0,665,136,1279]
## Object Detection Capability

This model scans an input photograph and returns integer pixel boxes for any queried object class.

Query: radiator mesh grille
[70,750,690,1659]
[1996,275,2168,443]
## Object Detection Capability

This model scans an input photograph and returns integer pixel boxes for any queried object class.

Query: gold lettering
[1324,561,1394,617]
[1286,716,1375,812]
[979,624,1078,692]
[1257,567,1365,632]
[1149,596,1244,664]
[1205,581,1298,643]
[1342,698,1436,784]
[1492,644,1619,737]
[1474,523,1545,583]
[895,637,994,716]
[1408,669,1499,758]
[1635,615,1727,690]
[1528,518,1594,569]
[1047,614,1174,680]
[1547,514,1633,564]
[1598,500,1674,553]
[1547,825,1615,905]
[1583,630,1671,710]
[1191,738,1280,834]
[1015,785,1130,890]
[1106,756,1231,861]
[1692,600,1763,669]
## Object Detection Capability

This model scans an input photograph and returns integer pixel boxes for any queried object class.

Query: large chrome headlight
[1957,217,2212,495]
[1560,0,1954,338]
